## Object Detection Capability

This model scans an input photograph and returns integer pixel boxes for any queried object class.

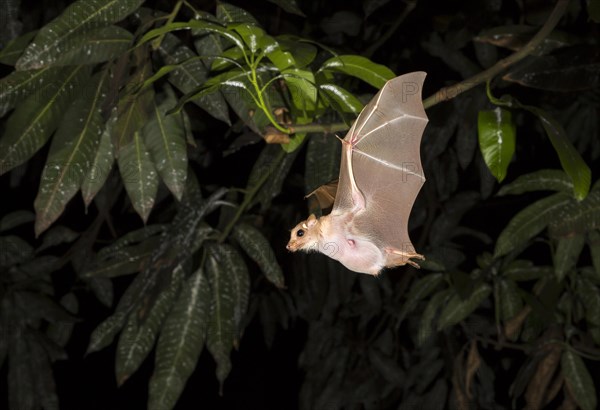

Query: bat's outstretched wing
[332,72,428,254]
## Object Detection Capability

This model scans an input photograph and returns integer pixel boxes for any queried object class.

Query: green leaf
[280,115,309,153]
[216,2,260,24]
[282,39,316,70]
[8,329,35,410]
[417,290,449,346]
[554,234,585,281]
[304,133,341,197]
[48,25,132,67]
[266,0,305,16]
[28,336,60,410]
[503,46,600,92]
[0,210,35,232]
[149,267,210,410]
[38,225,79,252]
[562,350,597,410]
[115,264,184,386]
[549,190,600,237]
[0,30,37,66]
[211,244,250,342]
[83,236,161,278]
[143,95,188,201]
[437,283,492,330]
[261,35,293,70]
[475,25,573,56]
[210,45,246,71]
[577,277,600,326]
[398,273,445,322]
[34,70,109,236]
[247,146,298,211]
[139,20,245,51]
[230,22,265,54]
[0,235,34,267]
[205,249,235,392]
[0,65,55,114]
[16,0,144,70]
[158,34,230,123]
[232,223,285,288]
[282,67,317,110]
[494,192,573,257]
[112,65,154,149]
[172,67,255,116]
[86,264,155,354]
[193,25,269,134]
[87,312,128,354]
[589,231,600,279]
[0,65,89,174]
[81,112,116,207]
[498,279,522,322]
[527,107,591,200]
[46,293,79,348]
[477,107,516,183]
[497,169,573,196]
[503,262,553,282]
[118,131,159,223]
[319,83,363,115]
[319,55,395,88]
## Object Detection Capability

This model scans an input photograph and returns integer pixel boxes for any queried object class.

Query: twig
[422,0,569,109]
[265,121,350,137]
[266,0,569,135]
[364,0,417,58]
[217,150,286,242]
[151,0,183,50]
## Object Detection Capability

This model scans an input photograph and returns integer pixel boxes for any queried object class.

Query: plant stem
[269,0,569,136]
[364,0,416,58]
[151,0,183,50]
[422,0,569,109]
[251,65,292,134]
[218,150,286,242]
[266,121,350,137]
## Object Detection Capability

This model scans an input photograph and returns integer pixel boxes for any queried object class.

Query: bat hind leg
[384,247,425,269]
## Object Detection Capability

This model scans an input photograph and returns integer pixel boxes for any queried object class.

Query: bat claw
[407,259,421,269]
[385,248,425,268]
[335,134,348,145]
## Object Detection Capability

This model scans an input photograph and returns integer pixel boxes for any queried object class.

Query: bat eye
[296,229,304,237]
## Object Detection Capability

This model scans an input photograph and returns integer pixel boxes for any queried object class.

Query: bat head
[286,214,320,252]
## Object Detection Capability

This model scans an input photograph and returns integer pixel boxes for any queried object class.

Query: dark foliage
[0,0,599,409]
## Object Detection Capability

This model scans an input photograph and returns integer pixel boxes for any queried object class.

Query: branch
[422,0,569,109]
[265,0,569,137]
[217,150,286,242]
[364,0,417,58]
[286,122,349,134]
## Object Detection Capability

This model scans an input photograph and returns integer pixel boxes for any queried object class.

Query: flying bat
[286,72,428,275]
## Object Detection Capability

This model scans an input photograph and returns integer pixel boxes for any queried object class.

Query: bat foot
[385,248,425,269]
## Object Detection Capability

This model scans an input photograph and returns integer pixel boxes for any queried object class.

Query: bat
[286,72,428,275]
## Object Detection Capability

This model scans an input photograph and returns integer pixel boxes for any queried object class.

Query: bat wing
[332,72,428,253]
[305,179,339,210]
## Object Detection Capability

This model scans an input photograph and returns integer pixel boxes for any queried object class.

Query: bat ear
[307,214,318,227]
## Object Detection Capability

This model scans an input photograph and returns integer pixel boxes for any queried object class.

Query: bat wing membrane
[332,72,428,252]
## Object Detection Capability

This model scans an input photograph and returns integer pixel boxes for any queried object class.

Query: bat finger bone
[335,134,349,145]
